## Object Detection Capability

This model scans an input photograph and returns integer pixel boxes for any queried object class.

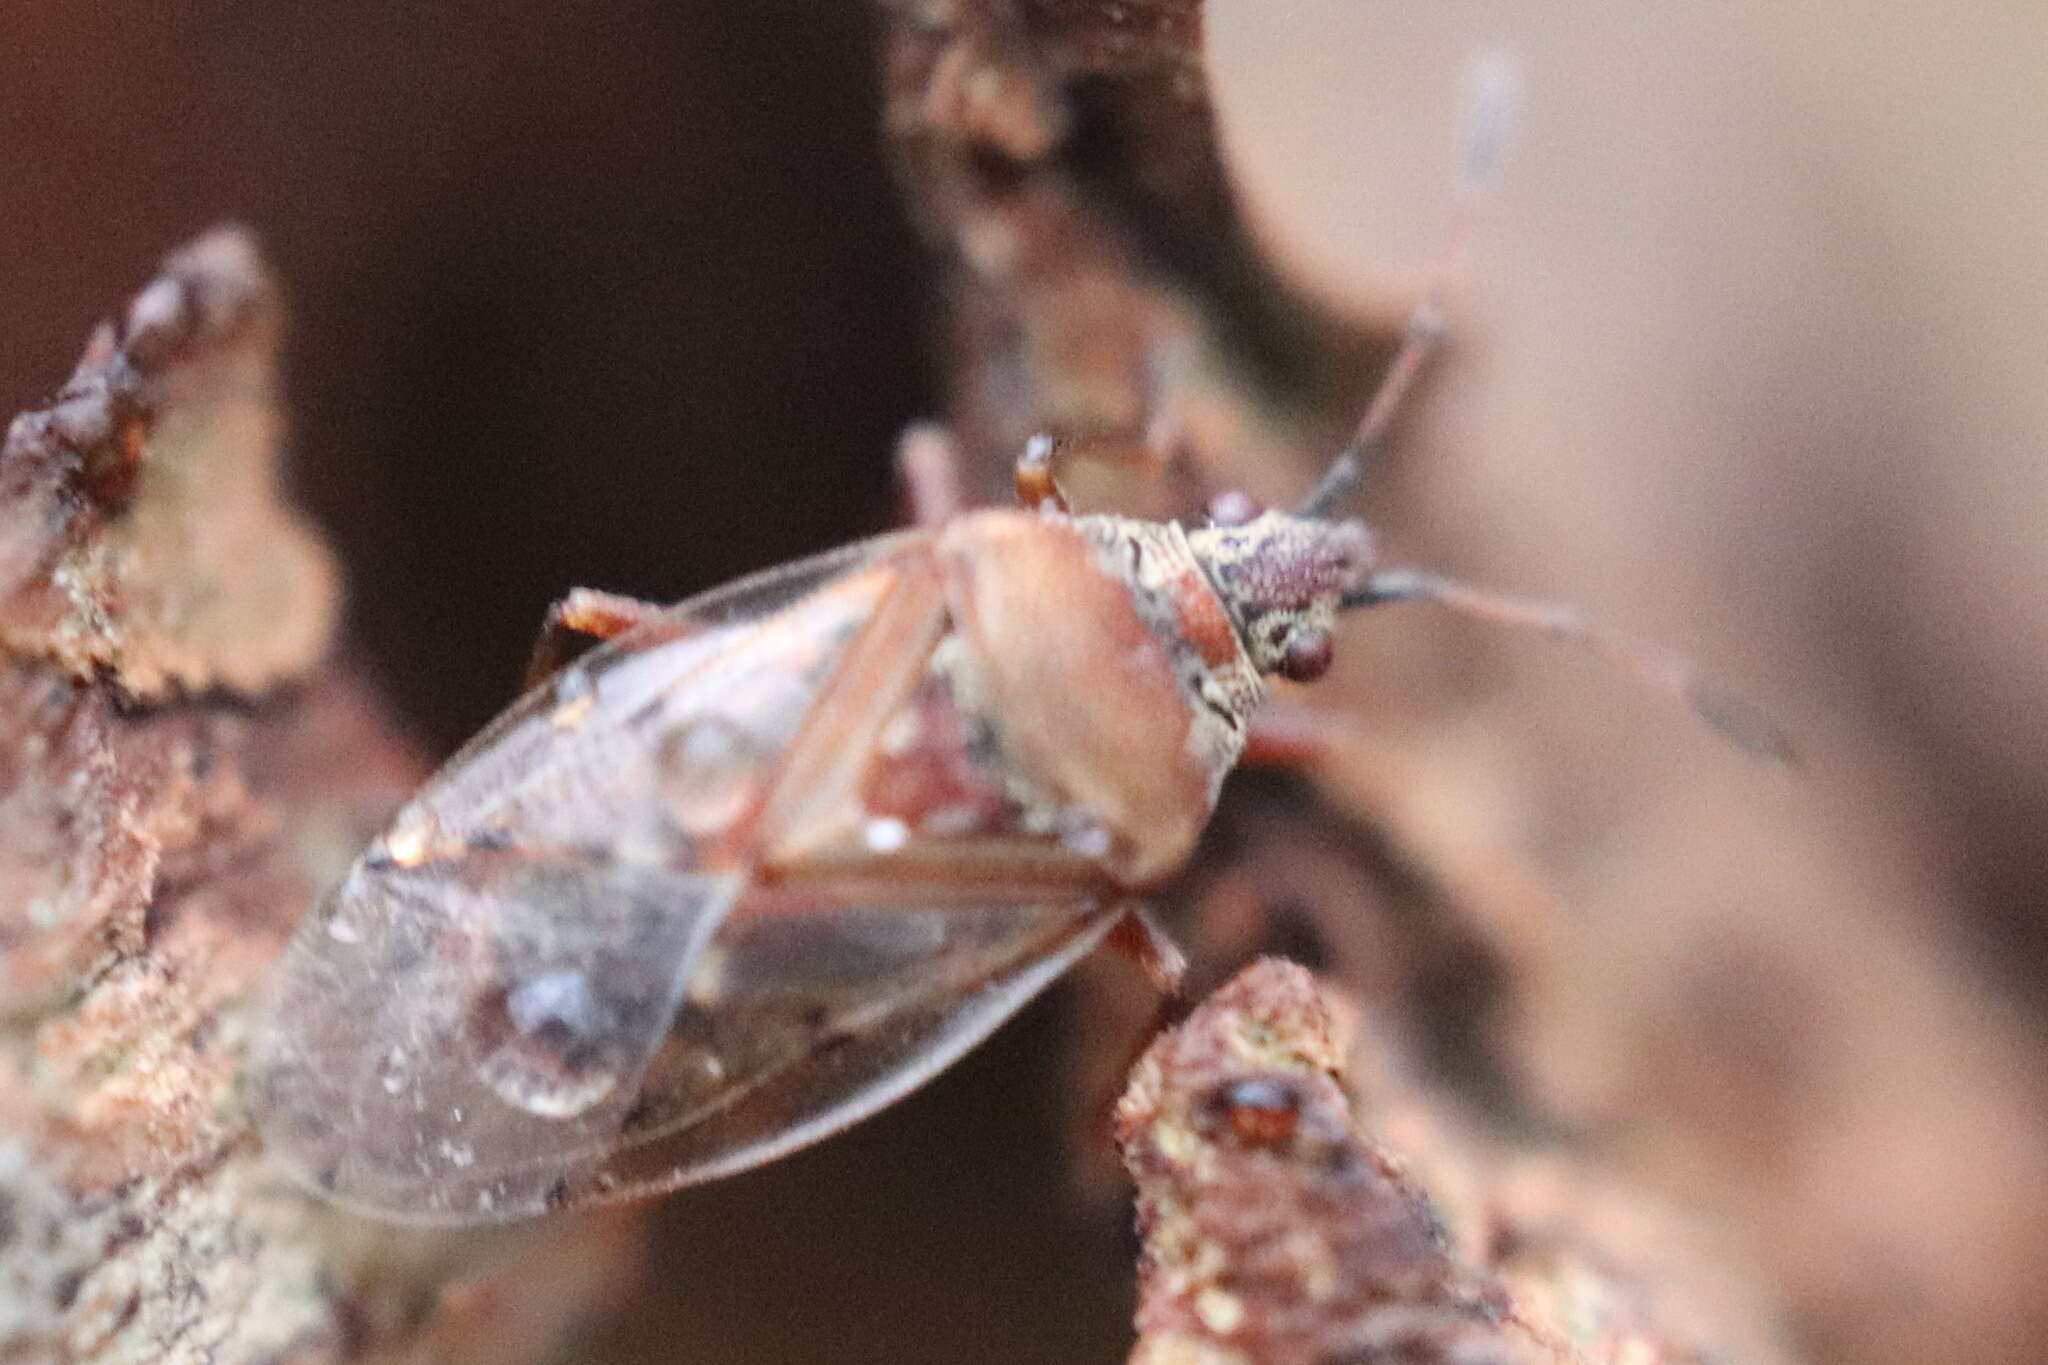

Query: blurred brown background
[3,2,2045,1362]
[0,2,928,747]
[1201,6,2048,1364]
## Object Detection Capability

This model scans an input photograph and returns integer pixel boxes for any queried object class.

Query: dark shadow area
[0,2,932,748]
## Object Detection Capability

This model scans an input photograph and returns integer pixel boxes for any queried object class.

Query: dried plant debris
[1117,960,1801,1365]
[0,226,338,700]
[0,232,615,1365]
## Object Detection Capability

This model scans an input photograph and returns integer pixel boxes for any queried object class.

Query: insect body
[252,65,1778,1222]
[252,490,1380,1222]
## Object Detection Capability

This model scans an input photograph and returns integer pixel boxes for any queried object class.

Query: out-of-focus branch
[876,0,1390,511]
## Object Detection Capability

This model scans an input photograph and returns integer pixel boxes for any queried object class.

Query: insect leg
[1068,901,1195,1178]
[913,418,1179,524]
[523,587,673,688]
[1227,715,1567,991]
[1104,902,1188,996]
[896,422,969,528]
[1012,428,1187,515]
[1240,699,1358,771]
[1013,434,1070,513]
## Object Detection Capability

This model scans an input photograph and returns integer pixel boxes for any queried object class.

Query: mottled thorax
[1073,514,1263,788]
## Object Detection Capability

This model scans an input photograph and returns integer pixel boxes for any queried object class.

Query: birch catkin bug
[250,65,1783,1224]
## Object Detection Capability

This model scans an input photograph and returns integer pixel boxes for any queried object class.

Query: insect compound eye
[1198,1075,1304,1149]
[1277,627,1335,683]
[1206,488,1265,527]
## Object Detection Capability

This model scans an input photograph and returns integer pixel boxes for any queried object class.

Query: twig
[1117,960,1801,1365]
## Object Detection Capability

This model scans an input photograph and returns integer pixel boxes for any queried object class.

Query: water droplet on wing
[660,717,766,835]
[477,969,624,1118]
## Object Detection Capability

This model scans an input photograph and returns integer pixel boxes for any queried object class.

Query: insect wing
[397,530,930,863]
[253,532,931,1222]
[574,889,1122,1202]
[253,848,737,1220]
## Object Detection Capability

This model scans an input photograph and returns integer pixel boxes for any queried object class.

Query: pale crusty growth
[1117,959,1568,1365]
[1117,961,1805,1365]
[0,227,338,699]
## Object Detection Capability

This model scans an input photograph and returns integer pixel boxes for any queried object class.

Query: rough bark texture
[0,231,642,1365]
[0,230,337,701]
[1118,960,1796,1365]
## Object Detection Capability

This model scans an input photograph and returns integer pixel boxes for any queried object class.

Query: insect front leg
[1013,434,1070,513]
[1010,428,1186,515]
[1239,700,1364,771]
[900,418,1179,522]
[523,587,673,688]
[1232,700,1580,988]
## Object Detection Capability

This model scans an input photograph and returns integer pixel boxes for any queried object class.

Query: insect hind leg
[896,422,970,528]
[524,588,672,689]
[1104,901,1188,997]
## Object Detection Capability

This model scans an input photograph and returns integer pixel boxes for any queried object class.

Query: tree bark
[0,230,642,1364]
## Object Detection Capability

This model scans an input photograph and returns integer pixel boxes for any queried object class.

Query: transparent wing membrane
[253,534,932,1221]
[253,529,1126,1222]
[252,849,738,1220]
[575,892,1119,1202]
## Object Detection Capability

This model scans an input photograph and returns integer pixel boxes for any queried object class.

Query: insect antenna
[1299,53,1518,519]
[1342,568,1797,765]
